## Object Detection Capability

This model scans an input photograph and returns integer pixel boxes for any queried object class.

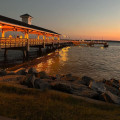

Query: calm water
[1,41,120,80]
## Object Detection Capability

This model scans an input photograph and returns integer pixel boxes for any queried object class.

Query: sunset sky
[0,0,120,40]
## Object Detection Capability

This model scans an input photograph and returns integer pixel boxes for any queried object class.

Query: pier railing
[0,37,71,49]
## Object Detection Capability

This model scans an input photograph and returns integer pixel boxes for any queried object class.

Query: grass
[0,83,120,120]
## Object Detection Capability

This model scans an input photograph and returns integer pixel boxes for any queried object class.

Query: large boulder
[105,84,120,97]
[89,80,106,93]
[51,81,100,99]
[16,68,27,75]
[28,67,38,75]
[56,74,62,81]
[78,76,93,86]
[6,71,16,75]
[0,75,26,83]
[34,79,50,90]
[61,74,79,82]
[51,82,73,94]
[102,91,120,104]
[36,71,49,79]
[49,75,56,80]
[102,92,114,103]
[104,79,120,90]
[24,74,36,88]
[110,79,119,89]
[71,84,100,99]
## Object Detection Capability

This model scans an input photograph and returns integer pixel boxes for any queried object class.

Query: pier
[0,37,72,58]
[72,40,109,47]
[0,14,73,59]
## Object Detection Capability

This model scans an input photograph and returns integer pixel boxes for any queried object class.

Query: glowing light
[59,47,70,62]
[100,47,104,49]
[0,26,2,28]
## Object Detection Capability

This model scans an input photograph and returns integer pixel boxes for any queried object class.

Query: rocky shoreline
[0,67,120,105]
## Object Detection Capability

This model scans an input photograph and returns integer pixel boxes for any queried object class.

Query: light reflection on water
[6,42,120,80]
[35,47,70,75]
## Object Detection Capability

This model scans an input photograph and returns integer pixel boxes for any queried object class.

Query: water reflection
[8,44,120,80]
[100,47,104,49]
[33,47,70,75]
[59,47,70,62]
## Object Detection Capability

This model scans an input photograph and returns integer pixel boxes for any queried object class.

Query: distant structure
[20,14,33,25]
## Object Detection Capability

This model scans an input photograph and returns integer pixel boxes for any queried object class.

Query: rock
[49,75,56,80]
[61,74,79,82]
[105,84,120,97]
[51,81,100,99]
[41,78,54,83]
[89,80,106,93]
[78,76,93,86]
[66,74,72,77]
[104,79,120,90]
[110,79,119,89]
[56,74,61,81]
[34,79,49,90]
[16,69,27,75]
[102,91,120,104]
[6,71,16,75]
[0,75,26,83]
[51,82,73,94]
[101,79,107,83]
[28,67,38,75]
[36,71,49,79]
[71,84,100,99]
[0,70,7,76]
[104,80,112,86]
[102,92,114,103]
[25,74,36,88]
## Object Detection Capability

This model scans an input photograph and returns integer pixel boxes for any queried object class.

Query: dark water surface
[1,42,120,80]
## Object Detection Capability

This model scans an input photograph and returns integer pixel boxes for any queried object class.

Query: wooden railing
[29,39,43,46]
[0,38,71,49]
[0,38,27,48]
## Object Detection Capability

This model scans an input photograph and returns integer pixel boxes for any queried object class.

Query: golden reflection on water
[59,47,70,62]
[36,47,70,75]
[100,47,104,49]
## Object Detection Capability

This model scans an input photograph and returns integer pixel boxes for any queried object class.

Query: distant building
[20,14,33,25]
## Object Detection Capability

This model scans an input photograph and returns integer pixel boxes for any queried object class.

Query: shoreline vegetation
[0,68,120,119]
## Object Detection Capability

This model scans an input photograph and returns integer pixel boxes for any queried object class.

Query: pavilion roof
[0,15,60,35]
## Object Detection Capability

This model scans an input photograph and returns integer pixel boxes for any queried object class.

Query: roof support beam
[2,29,5,38]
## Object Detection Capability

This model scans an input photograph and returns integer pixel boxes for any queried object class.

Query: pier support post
[4,49,8,58]
[38,46,42,56]
[25,30,30,51]
[57,36,60,48]
[43,35,45,48]
[52,36,54,47]
[23,50,27,58]
[23,49,29,60]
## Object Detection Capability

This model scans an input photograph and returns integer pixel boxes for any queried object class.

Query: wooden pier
[72,40,109,47]
[0,37,73,58]
[0,14,73,59]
